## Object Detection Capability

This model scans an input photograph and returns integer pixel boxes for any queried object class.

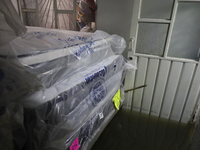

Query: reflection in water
[92,109,195,150]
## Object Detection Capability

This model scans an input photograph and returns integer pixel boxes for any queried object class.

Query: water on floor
[91,109,195,150]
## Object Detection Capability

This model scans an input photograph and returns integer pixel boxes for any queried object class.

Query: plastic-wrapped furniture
[19,55,132,150]
[0,26,136,150]
[0,27,126,88]
[0,27,127,105]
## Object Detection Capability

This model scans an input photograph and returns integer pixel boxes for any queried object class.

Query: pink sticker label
[70,137,79,150]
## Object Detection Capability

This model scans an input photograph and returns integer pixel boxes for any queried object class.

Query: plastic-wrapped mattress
[0,26,136,150]
[0,27,126,89]
[0,27,127,105]
[19,55,127,108]
[20,55,130,150]
[50,88,123,150]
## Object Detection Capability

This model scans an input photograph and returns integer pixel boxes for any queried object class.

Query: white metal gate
[124,0,200,123]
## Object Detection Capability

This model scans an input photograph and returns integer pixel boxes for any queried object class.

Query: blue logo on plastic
[90,78,107,106]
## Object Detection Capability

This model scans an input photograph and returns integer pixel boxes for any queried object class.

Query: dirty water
[91,109,195,150]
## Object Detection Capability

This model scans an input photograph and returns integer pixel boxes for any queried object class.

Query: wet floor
[91,109,195,150]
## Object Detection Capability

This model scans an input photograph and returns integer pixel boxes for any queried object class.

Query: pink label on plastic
[70,137,79,150]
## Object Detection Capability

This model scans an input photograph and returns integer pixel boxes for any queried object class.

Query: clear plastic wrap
[0,58,41,106]
[19,55,127,107]
[0,26,137,150]
[53,88,124,150]
[20,55,133,150]
[34,75,122,150]
[69,88,124,150]
[0,103,27,150]
[0,26,128,104]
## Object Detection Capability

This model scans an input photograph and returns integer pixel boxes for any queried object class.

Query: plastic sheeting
[0,59,40,106]
[0,26,137,150]
[52,88,124,150]
[20,55,132,150]
[0,26,129,104]
[19,55,128,107]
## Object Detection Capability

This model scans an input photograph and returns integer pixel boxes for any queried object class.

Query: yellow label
[112,89,121,110]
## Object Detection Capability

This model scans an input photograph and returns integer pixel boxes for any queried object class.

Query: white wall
[96,0,134,58]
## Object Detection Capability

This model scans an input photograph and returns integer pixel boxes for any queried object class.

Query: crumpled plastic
[0,26,132,105]
[0,26,137,150]
[20,55,132,150]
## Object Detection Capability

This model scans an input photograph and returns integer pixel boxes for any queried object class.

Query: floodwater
[91,109,195,150]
